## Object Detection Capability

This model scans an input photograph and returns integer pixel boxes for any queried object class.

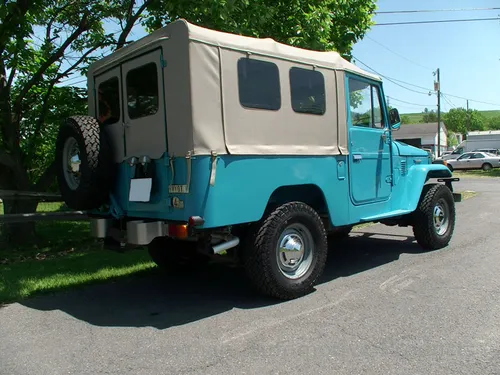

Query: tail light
[168,224,188,239]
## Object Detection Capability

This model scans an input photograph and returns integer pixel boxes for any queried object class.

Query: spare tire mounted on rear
[55,115,115,210]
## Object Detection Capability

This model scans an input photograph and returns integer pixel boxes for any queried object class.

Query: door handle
[353,154,363,162]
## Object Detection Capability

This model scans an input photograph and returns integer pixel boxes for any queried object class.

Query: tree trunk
[1,196,38,246]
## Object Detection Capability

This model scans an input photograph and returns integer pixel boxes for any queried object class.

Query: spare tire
[55,115,115,210]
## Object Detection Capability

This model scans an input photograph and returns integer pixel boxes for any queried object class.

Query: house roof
[394,122,447,138]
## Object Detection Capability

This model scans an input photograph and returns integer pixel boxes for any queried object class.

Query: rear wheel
[148,237,210,272]
[243,202,328,300]
[412,184,456,250]
[482,163,492,171]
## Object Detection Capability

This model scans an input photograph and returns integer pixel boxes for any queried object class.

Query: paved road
[1,177,499,375]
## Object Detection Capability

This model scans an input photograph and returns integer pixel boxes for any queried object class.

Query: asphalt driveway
[1,177,499,375]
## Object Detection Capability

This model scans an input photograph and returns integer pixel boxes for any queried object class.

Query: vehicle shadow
[21,231,423,330]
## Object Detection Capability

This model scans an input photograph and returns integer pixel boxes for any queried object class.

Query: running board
[360,209,412,222]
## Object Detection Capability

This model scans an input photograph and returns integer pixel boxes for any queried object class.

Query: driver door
[347,76,392,205]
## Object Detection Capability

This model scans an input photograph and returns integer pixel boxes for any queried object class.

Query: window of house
[237,58,281,110]
[98,77,120,125]
[348,77,384,128]
[289,67,326,115]
[126,62,159,119]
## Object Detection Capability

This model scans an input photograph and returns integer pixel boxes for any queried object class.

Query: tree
[422,109,437,123]
[0,1,150,243]
[0,0,377,244]
[400,115,411,124]
[443,108,486,135]
[487,116,500,130]
[145,0,377,59]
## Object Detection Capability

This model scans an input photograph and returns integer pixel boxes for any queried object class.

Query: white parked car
[447,152,500,171]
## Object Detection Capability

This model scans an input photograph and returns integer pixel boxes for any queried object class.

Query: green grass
[401,109,500,124]
[0,208,156,304]
[452,169,500,178]
[0,248,155,304]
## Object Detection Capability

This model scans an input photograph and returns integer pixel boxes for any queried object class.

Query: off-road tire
[148,237,210,272]
[243,202,328,300]
[55,116,115,210]
[412,184,456,250]
[482,163,492,171]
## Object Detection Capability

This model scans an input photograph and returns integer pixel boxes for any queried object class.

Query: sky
[352,0,500,114]
[70,0,500,115]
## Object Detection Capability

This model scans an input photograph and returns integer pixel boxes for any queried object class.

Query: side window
[126,62,159,119]
[289,67,325,115]
[98,77,120,125]
[472,153,484,159]
[237,58,281,110]
[458,153,471,160]
[348,77,384,129]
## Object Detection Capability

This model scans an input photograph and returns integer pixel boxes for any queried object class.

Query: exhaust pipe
[212,237,240,254]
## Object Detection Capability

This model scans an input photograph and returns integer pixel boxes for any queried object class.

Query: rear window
[237,58,281,110]
[126,62,159,119]
[98,77,120,125]
[289,67,326,115]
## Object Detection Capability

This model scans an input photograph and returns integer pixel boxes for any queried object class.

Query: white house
[393,122,448,155]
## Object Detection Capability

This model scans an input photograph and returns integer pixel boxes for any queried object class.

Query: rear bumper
[91,217,169,245]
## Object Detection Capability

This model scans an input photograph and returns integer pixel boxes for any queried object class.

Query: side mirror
[389,108,401,131]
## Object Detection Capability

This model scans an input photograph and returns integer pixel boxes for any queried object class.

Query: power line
[364,35,434,71]
[441,93,458,109]
[441,94,456,111]
[440,92,500,108]
[377,7,500,14]
[352,56,500,109]
[386,96,434,108]
[352,56,430,95]
[374,17,500,26]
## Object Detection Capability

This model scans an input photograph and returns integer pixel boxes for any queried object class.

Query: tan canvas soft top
[88,20,381,159]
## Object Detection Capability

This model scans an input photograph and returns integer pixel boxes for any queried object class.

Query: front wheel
[243,202,328,300]
[412,184,456,250]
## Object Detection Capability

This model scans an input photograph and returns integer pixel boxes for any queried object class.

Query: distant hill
[401,110,500,124]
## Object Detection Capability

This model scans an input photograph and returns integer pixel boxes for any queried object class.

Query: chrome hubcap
[276,223,314,279]
[433,199,449,236]
[62,137,81,190]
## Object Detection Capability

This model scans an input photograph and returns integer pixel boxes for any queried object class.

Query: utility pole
[466,99,470,132]
[435,68,441,158]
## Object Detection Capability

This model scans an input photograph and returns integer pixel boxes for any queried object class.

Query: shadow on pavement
[21,231,422,330]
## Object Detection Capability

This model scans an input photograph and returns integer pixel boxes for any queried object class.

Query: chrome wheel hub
[62,137,81,190]
[276,223,314,279]
[433,199,449,236]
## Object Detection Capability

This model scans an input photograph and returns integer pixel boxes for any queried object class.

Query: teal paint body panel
[99,154,353,229]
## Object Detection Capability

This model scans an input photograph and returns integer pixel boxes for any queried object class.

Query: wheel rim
[62,137,81,190]
[276,223,314,280]
[433,199,449,236]
[483,164,491,171]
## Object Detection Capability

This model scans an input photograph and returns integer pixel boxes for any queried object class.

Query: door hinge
[385,175,393,184]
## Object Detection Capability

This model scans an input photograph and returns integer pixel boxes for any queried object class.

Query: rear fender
[399,164,453,212]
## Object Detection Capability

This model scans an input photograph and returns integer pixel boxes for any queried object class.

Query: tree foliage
[400,115,411,124]
[443,108,486,135]
[487,116,500,130]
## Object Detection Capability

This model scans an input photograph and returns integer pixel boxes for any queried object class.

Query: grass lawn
[452,169,500,178]
[0,248,155,304]
[0,204,156,304]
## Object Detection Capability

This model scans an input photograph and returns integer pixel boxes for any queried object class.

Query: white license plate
[129,178,152,202]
